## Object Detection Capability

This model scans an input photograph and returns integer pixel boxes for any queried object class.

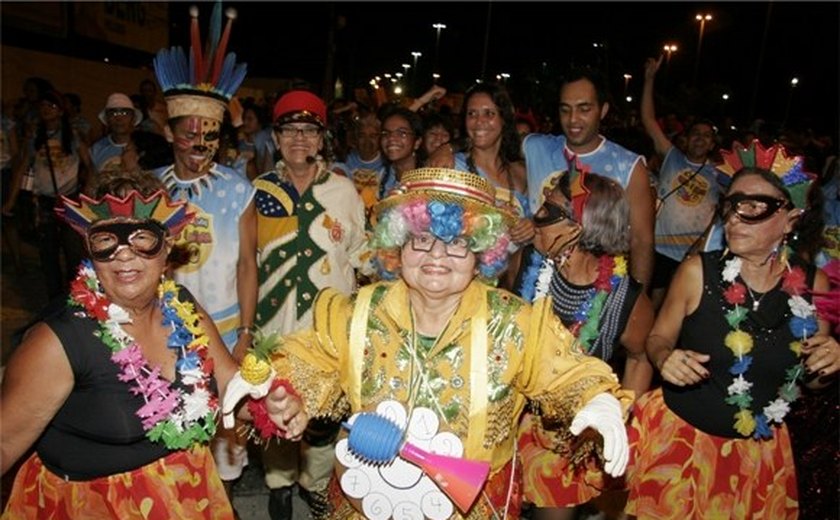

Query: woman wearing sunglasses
[1,170,305,519]
[626,142,838,519]
[518,162,654,519]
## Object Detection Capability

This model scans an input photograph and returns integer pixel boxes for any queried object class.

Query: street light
[432,23,447,83]
[663,44,678,64]
[623,73,632,93]
[693,13,712,86]
[410,52,422,94]
[783,77,799,128]
[496,72,510,83]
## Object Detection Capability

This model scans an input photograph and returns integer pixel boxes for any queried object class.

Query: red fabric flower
[246,378,300,440]
[594,256,614,292]
[782,267,807,296]
[723,282,747,305]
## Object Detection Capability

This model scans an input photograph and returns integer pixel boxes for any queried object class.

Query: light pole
[432,23,447,84]
[411,51,422,94]
[663,44,678,65]
[782,77,799,128]
[693,13,712,86]
[623,73,632,94]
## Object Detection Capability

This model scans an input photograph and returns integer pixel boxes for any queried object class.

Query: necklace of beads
[536,254,627,354]
[68,260,217,449]
[720,254,818,439]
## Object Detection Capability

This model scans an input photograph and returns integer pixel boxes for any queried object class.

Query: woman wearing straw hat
[224,167,635,519]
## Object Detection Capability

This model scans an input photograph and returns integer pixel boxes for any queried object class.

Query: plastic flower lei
[720,254,818,439]
[535,254,628,354]
[68,259,217,449]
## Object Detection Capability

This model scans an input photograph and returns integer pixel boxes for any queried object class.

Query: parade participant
[451,82,537,297]
[4,89,92,299]
[378,105,424,199]
[641,56,720,309]
[90,92,144,175]
[519,162,654,519]
[253,89,371,520]
[152,2,257,500]
[524,68,655,287]
[0,170,302,519]
[344,109,385,224]
[627,142,837,518]
[225,168,634,519]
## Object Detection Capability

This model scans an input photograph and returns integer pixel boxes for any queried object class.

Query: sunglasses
[534,200,572,227]
[87,221,167,262]
[106,108,134,118]
[718,193,792,224]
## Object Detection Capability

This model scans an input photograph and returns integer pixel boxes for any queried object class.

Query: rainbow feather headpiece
[564,150,592,221]
[56,190,195,237]
[715,139,815,209]
[153,2,247,122]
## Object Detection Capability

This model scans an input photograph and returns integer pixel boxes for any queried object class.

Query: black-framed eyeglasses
[274,125,322,138]
[106,108,134,118]
[534,200,572,227]
[87,221,167,262]
[409,233,471,258]
[718,193,792,224]
[380,128,414,140]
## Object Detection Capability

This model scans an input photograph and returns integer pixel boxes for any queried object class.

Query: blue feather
[206,1,223,76]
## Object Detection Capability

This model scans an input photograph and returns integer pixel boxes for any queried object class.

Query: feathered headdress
[56,190,196,237]
[715,140,815,209]
[564,150,591,221]
[153,2,247,122]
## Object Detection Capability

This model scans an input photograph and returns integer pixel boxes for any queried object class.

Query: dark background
[4,1,838,135]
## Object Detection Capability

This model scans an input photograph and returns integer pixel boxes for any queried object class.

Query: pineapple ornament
[221,328,279,428]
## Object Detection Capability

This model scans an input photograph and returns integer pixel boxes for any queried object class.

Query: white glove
[570,393,629,477]
[221,369,276,429]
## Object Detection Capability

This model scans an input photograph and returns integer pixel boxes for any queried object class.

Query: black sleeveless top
[36,286,212,480]
[663,251,815,438]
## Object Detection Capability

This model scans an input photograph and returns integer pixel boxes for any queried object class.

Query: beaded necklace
[536,254,627,354]
[720,254,818,439]
[68,260,217,449]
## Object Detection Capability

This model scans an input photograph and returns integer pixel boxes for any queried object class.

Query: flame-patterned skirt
[625,388,798,519]
[2,446,233,519]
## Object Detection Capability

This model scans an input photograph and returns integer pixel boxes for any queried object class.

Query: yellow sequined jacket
[269,279,633,473]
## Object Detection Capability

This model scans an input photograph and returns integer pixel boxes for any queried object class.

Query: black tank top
[663,251,814,438]
[36,287,211,480]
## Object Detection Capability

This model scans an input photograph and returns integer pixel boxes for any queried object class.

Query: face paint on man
[170,116,221,176]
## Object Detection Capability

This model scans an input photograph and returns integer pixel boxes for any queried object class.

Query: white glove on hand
[221,369,276,429]
[570,392,629,477]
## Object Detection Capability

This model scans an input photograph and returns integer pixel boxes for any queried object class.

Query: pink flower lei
[68,260,218,449]
[720,253,817,439]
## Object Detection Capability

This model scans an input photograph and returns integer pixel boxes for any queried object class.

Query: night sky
[219,1,838,134]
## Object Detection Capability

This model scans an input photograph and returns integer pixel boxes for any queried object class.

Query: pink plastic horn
[400,442,490,513]
[344,412,491,513]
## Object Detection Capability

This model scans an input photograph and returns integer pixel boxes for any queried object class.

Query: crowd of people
[1,4,838,520]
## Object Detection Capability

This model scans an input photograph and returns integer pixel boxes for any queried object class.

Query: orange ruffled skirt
[2,446,233,519]
[626,388,798,519]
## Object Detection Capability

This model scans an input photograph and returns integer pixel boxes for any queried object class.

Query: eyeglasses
[87,221,166,262]
[106,108,134,118]
[274,125,321,138]
[380,128,414,140]
[718,193,792,224]
[409,233,471,258]
[534,200,572,227]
